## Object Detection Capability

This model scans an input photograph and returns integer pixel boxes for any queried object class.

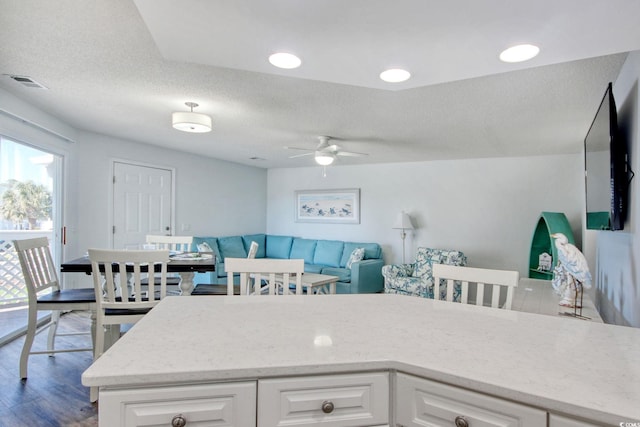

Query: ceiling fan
[285,136,368,166]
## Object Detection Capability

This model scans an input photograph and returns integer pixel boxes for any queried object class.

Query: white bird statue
[550,233,592,308]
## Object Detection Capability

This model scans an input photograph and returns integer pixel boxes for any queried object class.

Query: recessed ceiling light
[268,52,301,69]
[380,68,411,83]
[499,44,540,63]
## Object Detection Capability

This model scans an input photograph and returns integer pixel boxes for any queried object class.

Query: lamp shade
[172,111,212,133]
[392,211,414,230]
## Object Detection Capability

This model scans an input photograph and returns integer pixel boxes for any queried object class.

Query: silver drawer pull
[321,400,335,414]
[454,415,469,427]
[171,414,187,427]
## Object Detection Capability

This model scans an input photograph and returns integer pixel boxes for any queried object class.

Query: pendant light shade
[172,102,212,133]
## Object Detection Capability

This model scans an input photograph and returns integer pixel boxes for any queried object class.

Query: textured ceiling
[0,0,638,169]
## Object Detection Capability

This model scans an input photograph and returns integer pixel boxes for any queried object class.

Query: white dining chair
[144,235,193,252]
[12,237,96,380]
[225,258,304,296]
[191,241,259,296]
[432,264,519,310]
[142,235,193,291]
[88,249,170,359]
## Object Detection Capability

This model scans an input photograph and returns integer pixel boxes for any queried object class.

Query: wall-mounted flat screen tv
[584,82,634,230]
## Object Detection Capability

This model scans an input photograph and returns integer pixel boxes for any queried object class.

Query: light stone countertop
[82,294,640,425]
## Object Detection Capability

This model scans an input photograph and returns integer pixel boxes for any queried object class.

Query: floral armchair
[382,247,467,300]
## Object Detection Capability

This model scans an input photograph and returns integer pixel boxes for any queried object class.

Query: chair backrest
[13,237,60,300]
[88,249,170,311]
[247,241,259,259]
[432,264,519,309]
[225,258,304,296]
[145,235,193,252]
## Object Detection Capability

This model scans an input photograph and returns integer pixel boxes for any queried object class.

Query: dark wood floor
[0,311,98,427]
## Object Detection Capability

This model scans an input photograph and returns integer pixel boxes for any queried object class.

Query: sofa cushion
[290,238,317,264]
[242,234,266,258]
[191,237,220,260]
[304,264,323,274]
[320,267,351,283]
[266,235,294,259]
[412,248,467,278]
[217,236,247,259]
[313,240,344,267]
[340,242,381,267]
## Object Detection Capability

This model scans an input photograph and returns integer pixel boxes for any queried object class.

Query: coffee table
[297,272,338,295]
[192,272,339,295]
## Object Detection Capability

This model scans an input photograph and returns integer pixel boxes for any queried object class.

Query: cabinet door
[396,373,546,427]
[258,372,389,427]
[99,382,256,426]
[549,413,604,427]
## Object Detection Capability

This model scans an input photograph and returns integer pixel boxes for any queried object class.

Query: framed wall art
[294,188,360,224]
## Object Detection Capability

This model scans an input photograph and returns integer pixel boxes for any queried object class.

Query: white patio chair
[432,264,519,310]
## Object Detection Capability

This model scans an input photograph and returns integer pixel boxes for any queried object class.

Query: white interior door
[112,162,173,249]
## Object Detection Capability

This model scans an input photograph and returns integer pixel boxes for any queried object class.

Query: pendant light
[172,102,212,133]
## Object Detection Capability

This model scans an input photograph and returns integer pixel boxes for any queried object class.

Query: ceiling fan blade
[288,152,315,159]
[284,146,314,152]
[336,150,368,157]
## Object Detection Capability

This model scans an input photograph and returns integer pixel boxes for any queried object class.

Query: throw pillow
[197,241,214,253]
[346,247,365,269]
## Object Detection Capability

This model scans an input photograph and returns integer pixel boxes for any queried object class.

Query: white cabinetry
[99,382,256,426]
[549,413,605,427]
[396,373,546,427]
[258,372,389,427]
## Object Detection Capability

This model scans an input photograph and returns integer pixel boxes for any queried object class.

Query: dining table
[60,252,216,296]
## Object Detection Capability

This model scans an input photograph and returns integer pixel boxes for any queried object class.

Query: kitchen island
[82,294,640,426]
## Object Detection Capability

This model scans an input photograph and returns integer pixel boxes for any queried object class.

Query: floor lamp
[393,211,414,263]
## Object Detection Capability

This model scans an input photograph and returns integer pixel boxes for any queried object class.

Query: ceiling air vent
[6,74,48,89]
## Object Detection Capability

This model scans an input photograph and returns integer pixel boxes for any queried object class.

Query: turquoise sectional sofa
[191,234,384,294]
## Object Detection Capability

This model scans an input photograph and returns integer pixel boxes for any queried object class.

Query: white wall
[590,51,640,327]
[267,154,583,276]
[69,131,267,256]
[70,131,267,290]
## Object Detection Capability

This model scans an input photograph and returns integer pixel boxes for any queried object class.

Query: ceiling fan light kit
[172,102,212,133]
[314,152,335,165]
[286,135,368,169]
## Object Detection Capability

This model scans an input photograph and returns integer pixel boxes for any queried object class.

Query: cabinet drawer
[396,373,546,427]
[549,413,605,427]
[99,382,256,427]
[258,372,389,427]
